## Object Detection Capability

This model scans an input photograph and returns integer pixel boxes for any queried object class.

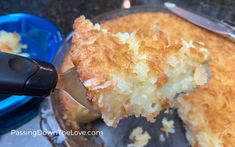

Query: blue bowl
[0,13,63,116]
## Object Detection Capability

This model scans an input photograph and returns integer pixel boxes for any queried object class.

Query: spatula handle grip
[0,51,58,97]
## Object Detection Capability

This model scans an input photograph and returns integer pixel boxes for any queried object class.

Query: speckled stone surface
[0,0,234,35]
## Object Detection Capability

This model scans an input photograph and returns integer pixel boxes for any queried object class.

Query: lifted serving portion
[70,16,210,127]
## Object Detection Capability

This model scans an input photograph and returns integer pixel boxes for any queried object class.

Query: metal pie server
[164,2,235,42]
[0,51,99,113]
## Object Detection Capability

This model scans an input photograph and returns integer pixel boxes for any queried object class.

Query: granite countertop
[0,0,234,36]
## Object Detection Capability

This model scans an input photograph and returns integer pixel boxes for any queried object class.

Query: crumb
[127,127,151,147]
[164,109,169,114]
[62,114,68,120]
[159,134,165,142]
[71,16,210,127]
[161,117,175,137]
[194,65,208,85]
[164,109,174,115]
[0,30,28,56]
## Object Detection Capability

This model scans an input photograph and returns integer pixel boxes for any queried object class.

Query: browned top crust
[71,15,210,127]
[99,12,235,146]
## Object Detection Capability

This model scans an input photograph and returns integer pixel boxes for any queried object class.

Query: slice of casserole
[70,16,210,127]
[175,37,235,147]
[102,12,235,146]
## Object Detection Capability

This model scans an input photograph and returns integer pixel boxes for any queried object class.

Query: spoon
[0,51,100,113]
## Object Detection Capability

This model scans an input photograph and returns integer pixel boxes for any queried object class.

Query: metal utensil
[56,67,99,113]
[0,51,99,113]
[164,2,235,42]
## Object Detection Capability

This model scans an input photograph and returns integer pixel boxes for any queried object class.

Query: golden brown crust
[71,15,210,127]
[100,12,235,146]
[59,12,235,146]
